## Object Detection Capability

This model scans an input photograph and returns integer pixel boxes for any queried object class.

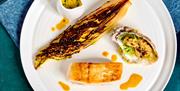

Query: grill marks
[35,0,130,69]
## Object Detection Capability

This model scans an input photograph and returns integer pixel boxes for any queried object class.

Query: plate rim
[20,0,177,91]
[145,0,177,90]
[20,0,48,91]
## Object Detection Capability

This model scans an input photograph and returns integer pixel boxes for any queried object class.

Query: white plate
[20,0,177,91]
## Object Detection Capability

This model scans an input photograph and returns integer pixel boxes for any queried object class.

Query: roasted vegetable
[34,0,131,69]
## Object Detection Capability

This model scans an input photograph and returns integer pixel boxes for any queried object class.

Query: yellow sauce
[102,51,109,57]
[58,81,70,91]
[111,54,117,62]
[51,27,55,32]
[56,17,69,30]
[120,73,143,90]
[61,0,82,9]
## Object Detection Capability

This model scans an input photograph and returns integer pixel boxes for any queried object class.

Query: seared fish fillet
[69,62,122,84]
[35,0,131,69]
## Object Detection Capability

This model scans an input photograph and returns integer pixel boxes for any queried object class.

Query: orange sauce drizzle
[56,17,69,30]
[58,81,70,91]
[51,17,69,32]
[111,54,117,62]
[120,73,143,90]
[102,51,109,57]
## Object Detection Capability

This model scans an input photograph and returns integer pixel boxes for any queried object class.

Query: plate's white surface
[20,0,177,91]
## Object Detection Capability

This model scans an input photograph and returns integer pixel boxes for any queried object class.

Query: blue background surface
[0,0,179,90]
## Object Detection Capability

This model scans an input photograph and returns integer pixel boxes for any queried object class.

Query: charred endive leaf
[112,26,158,64]
[34,0,131,69]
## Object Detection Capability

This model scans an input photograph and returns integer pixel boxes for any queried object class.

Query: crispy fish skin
[34,0,131,69]
[68,62,122,84]
[68,63,89,83]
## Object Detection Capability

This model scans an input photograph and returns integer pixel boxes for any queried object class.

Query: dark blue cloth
[0,0,33,47]
[164,0,180,33]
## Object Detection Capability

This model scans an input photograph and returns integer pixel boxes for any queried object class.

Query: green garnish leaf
[123,45,135,55]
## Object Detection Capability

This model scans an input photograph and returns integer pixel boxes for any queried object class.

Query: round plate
[20,0,177,91]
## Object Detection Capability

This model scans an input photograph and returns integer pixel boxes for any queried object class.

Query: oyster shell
[112,26,158,64]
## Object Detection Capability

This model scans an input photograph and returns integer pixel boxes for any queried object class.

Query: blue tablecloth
[0,0,33,47]
[0,0,179,90]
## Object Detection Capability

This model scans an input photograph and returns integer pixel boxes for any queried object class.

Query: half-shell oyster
[112,26,158,64]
